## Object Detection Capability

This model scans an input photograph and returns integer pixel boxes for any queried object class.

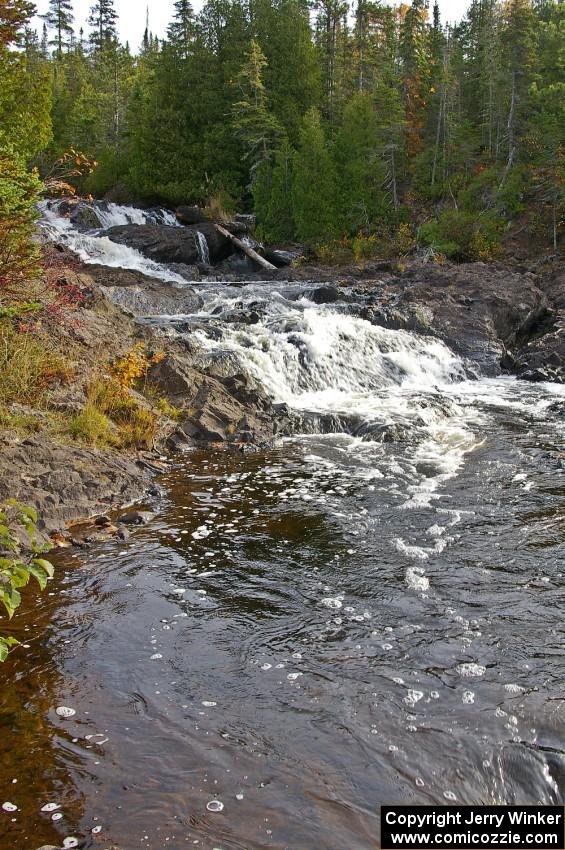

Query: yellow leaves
[110,344,165,389]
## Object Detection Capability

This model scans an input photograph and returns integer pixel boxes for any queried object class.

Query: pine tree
[334,93,387,232]
[254,137,295,241]
[0,0,35,48]
[89,0,118,50]
[292,108,338,242]
[314,0,349,127]
[41,0,74,57]
[168,0,197,57]
[400,0,432,160]
[499,0,538,184]
[231,40,283,186]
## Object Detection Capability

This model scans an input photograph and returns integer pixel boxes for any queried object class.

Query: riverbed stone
[105,223,232,265]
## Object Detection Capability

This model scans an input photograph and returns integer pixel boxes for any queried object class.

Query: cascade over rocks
[105,222,232,265]
[353,261,564,381]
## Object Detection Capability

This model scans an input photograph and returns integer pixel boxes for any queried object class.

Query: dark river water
[1,203,564,850]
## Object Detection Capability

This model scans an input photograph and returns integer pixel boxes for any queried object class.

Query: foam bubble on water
[92,825,103,834]
[287,673,303,681]
[457,663,486,677]
[206,800,224,813]
[150,653,163,660]
[52,812,63,821]
[406,566,430,592]
[395,539,429,561]
[202,701,217,707]
[404,689,424,707]
[63,839,79,849]
[40,803,60,812]
[504,683,526,694]
[321,597,343,609]
[462,690,475,704]
[443,791,457,801]
[56,706,76,718]
[2,802,17,812]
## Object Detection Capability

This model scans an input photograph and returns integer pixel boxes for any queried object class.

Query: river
[1,203,564,850]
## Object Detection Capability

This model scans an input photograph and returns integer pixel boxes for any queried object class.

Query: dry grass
[0,321,71,406]
[203,190,236,221]
[68,403,115,446]
[68,376,158,450]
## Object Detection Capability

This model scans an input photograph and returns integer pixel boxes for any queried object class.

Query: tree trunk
[215,225,277,271]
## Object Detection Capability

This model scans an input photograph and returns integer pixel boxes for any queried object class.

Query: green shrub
[0,143,44,295]
[419,209,504,261]
[0,502,53,662]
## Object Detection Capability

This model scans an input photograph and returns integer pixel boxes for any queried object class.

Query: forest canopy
[0,0,563,258]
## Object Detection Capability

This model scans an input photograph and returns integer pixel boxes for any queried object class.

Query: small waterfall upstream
[195,230,210,265]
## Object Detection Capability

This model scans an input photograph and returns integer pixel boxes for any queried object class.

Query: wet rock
[215,253,259,275]
[233,213,256,231]
[307,285,341,305]
[165,262,202,281]
[176,205,208,226]
[94,515,112,527]
[118,510,154,525]
[70,201,105,230]
[102,279,202,317]
[262,249,293,267]
[105,223,232,266]
[356,262,561,378]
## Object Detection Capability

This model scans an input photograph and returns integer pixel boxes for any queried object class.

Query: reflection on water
[1,384,564,850]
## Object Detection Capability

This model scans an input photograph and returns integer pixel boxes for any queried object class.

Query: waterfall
[195,231,210,265]
[38,201,188,284]
[37,199,477,450]
[45,199,181,230]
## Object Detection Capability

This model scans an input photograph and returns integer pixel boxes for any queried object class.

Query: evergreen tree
[400,0,432,160]
[41,0,74,57]
[232,40,283,186]
[89,0,118,50]
[499,0,538,184]
[0,0,35,47]
[254,136,295,241]
[168,0,197,57]
[292,108,338,242]
[314,0,349,127]
[335,93,387,232]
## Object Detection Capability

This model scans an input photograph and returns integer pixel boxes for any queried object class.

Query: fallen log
[215,224,277,272]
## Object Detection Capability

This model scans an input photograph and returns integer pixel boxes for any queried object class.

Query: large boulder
[360,262,553,377]
[81,266,202,316]
[70,201,105,230]
[515,267,565,383]
[176,205,208,226]
[105,223,232,265]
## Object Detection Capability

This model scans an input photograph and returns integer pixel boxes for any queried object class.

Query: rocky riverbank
[1,248,289,541]
[4,203,563,544]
